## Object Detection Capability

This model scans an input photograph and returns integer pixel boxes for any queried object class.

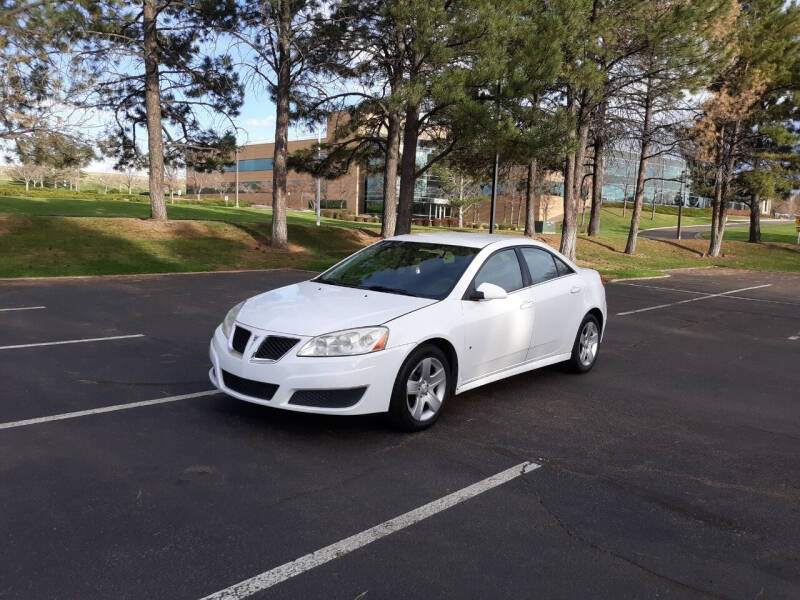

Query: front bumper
[209,324,410,415]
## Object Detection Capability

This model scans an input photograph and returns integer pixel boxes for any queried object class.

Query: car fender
[382,299,466,382]
[577,267,608,337]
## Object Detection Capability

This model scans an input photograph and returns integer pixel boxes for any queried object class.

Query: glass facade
[602,152,709,208]
[362,146,451,218]
[224,158,274,173]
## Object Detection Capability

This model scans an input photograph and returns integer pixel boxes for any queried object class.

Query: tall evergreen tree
[80,0,242,221]
[620,0,734,255]
[0,1,98,141]
[698,0,800,256]
[227,0,328,248]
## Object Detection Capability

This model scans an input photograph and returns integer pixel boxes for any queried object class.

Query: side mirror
[472,282,508,301]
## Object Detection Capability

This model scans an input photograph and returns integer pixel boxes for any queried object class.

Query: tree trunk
[524,160,538,237]
[560,90,579,260]
[380,111,401,237]
[270,0,292,249]
[708,120,740,257]
[624,83,653,255]
[748,192,761,243]
[396,103,419,235]
[143,0,167,221]
[573,92,590,205]
[588,130,604,236]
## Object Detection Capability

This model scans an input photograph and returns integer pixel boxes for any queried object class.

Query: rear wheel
[567,315,600,373]
[388,344,450,431]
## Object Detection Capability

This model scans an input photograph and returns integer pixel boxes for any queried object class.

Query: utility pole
[316,128,321,227]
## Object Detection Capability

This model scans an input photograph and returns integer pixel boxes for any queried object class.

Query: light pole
[234,145,240,209]
[489,152,499,233]
[316,128,321,227]
[489,81,501,234]
[677,169,686,240]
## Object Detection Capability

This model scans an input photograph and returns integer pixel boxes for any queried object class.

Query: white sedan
[209,233,606,430]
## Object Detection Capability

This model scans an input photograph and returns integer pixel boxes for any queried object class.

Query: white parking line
[616,284,772,316]
[0,333,145,351]
[200,461,542,600]
[0,389,220,430]
[618,283,800,307]
[0,305,46,312]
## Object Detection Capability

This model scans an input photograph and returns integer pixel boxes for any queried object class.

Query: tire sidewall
[569,315,600,373]
[388,343,450,431]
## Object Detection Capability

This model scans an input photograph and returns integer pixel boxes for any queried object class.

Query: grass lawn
[575,205,711,238]
[0,194,797,279]
[0,214,376,277]
[702,222,800,245]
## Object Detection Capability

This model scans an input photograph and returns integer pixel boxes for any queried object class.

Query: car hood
[235,280,437,336]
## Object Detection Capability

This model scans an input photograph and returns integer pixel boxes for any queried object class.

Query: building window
[224,158,274,173]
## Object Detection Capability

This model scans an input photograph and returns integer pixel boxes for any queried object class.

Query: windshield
[316,241,480,300]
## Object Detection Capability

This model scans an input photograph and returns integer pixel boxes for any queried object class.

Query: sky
[87,88,322,173]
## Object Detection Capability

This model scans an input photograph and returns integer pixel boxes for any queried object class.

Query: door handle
[520,300,535,310]
[570,286,582,294]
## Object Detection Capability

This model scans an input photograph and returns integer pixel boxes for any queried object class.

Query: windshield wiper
[316,278,360,288]
[364,285,418,297]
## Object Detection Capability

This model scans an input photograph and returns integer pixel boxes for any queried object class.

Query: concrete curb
[0,267,320,283]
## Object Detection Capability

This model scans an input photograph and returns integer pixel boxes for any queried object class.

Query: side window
[554,256,574,277]
[520,247,559,285]
[474,249,523,292]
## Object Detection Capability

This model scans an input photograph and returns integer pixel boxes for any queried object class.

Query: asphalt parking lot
[1,267,799,600]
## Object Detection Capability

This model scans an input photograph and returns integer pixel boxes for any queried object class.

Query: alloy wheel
[579,321,599,367]
[405,356,447,422]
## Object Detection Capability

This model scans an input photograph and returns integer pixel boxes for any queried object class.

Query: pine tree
[79,0,242,221]
[228,0,328,248]
[621,0,735,255]
[698,0,800,256]
[0,1,99,141]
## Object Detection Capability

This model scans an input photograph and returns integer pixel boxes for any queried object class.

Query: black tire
[566,314,601,374]
[387,343,451,431]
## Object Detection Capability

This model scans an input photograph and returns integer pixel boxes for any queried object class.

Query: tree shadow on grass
[580,236,623,254]
[759,241,800,256]
[0,216,198,277]
[649,237,706,257]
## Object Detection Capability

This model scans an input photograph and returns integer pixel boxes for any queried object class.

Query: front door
[459,249,535,382]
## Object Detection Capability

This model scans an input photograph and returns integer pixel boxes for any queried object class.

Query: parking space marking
[617,284,772,316]
[200,461,542,600]
[0,305,46,312]
[0,333,145,351]
[618,283,800,307]
[0,389,220,431]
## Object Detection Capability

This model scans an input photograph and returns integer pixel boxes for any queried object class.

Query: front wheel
[388,344,450,431]
[566,315,601,373]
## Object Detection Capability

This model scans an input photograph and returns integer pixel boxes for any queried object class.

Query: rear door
[518,247,584,360]
[459,248,535,382]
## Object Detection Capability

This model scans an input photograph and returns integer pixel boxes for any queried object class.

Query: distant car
[209,233,607,430]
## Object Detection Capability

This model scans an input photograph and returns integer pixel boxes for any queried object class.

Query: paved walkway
[640,218,791,240]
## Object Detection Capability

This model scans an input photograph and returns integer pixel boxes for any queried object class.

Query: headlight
[220,301,245,338]
[297,326,389,357]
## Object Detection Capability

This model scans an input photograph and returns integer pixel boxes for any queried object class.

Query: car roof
[387,232,550,250]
